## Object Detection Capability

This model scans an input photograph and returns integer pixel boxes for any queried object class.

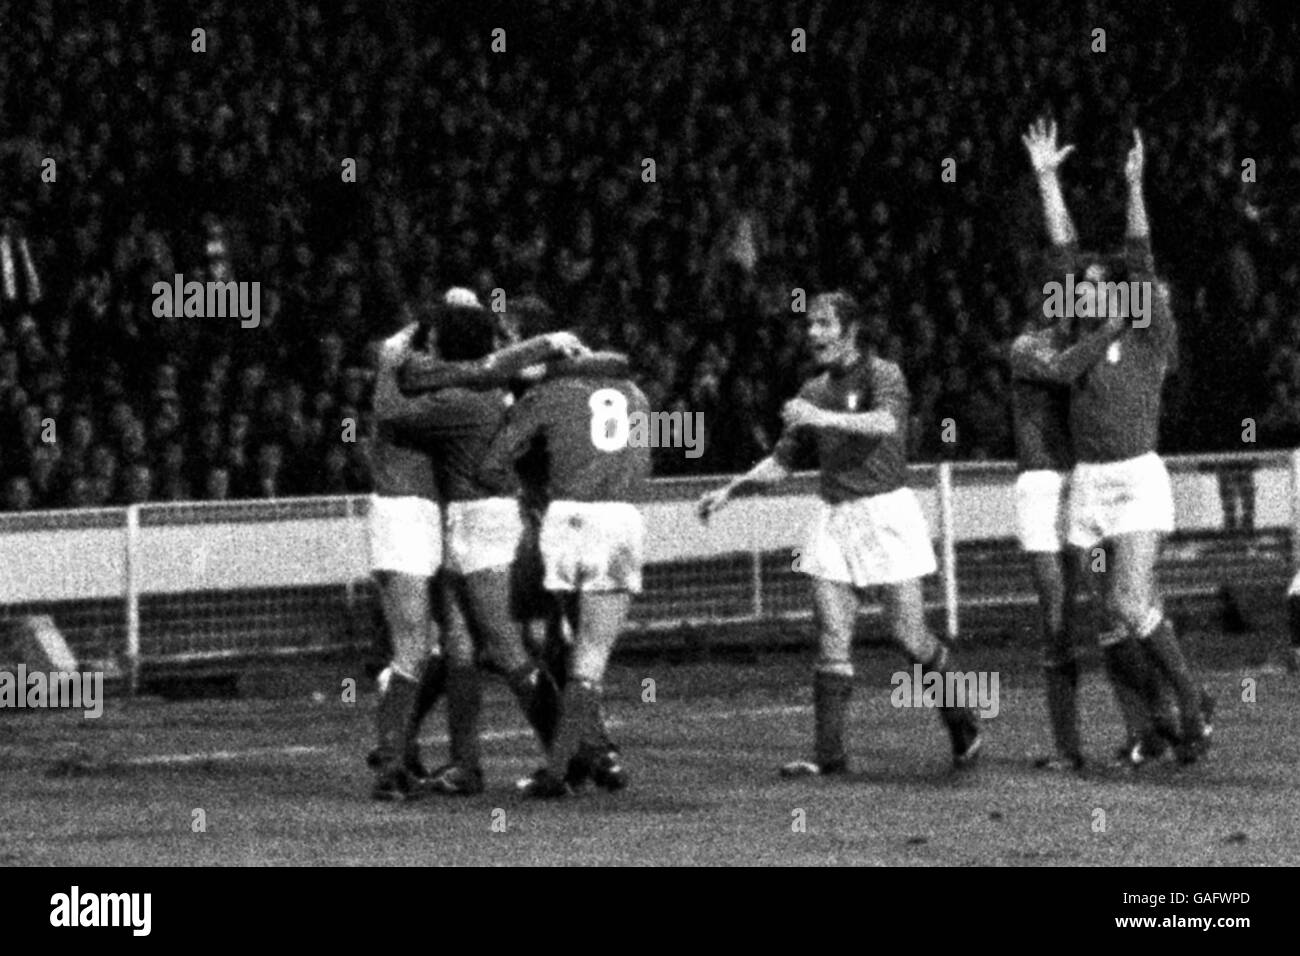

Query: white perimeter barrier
[0,451,1294,691]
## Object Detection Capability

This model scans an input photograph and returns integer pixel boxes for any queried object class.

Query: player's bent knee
[1111,598,1160,636]
[390,643,426,678]
[571,644,612,684]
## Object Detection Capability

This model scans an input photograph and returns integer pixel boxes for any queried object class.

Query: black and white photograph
[0,0,1294,905]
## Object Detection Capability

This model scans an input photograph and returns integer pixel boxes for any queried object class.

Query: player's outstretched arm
[1010,312,1128,385]
[400,332,589,393]
[1022,116,1078,247]
[696,456,791,523]
[543,350,631,381]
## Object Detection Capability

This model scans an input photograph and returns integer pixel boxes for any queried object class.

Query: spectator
[204,466,232,501]
[120,463,153,504]
[254,443,284,498]
[0,0,1293,502]
[65,475,94,509]
[4,475,34,511]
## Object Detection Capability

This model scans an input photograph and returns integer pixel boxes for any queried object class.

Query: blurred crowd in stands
[0,0,1297,509]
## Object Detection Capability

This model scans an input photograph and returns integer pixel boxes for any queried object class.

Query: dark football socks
[445,663,483,770]
[507,665,561,750]
[375,669,419,771]
[405,655,447,753]
[812,668,853,767]
[1042,656,1082,760]
[550,678,603,776]
[919,645,978,738]
[1138,616,1208,738]
[1102,636,1169,743]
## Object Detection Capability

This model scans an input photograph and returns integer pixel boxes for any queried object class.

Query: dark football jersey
[772,355,909,502]
[370,324,438,499]
[1069,237,1175,463]
[479,362,652,503]
[422,387,518,502]
[396,347,557,502]
[1009,329,1072,473]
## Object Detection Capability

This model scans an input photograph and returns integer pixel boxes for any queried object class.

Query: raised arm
[1123,129,1166,332]
[1125,129,1149,240]
[1022,117,1078,247]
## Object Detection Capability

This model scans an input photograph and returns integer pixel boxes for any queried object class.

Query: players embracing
[699,291,983,776]
[367,289,589,799]
[1019,117,1214,767]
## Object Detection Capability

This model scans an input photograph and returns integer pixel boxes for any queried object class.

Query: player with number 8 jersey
[480,351,651,797]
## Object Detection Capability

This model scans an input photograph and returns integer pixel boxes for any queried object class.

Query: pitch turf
[2,608,1297,866]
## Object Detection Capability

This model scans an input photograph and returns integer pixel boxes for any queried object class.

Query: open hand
[697,486,730,523]
[1021,116,1076,177]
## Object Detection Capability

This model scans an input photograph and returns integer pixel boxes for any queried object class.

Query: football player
[1015,119,1139,771]
[1010,316,1117,771]
[367,301,449,801]
[477,346,652,798]
[698,291,982,776]
[367,289,576,800]
[1055,126,1214,763]
[399,300,584,795]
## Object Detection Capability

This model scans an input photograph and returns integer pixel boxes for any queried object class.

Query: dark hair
[1103,254,1132,285]
[815,289,883,352]
[508,294,557,337]
[435,303,497,361]
[410,300,435,353]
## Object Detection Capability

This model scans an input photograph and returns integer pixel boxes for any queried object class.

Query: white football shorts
[370,494,441,576]
[799,486,937,587]
[540,500,645,594]
[444,497,526,575]
[1015,469,1068,553]
[1067,452,1175,549]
